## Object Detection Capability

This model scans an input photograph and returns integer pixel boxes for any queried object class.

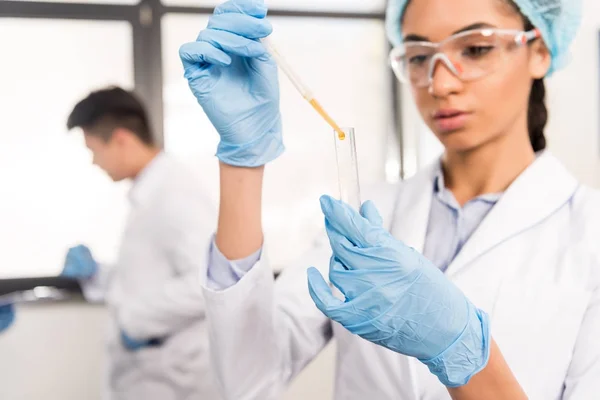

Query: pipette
[261,37,347,140]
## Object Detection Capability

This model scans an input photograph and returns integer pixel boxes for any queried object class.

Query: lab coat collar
[389,162,437,253]
[128,151,169,207]
[444,151,579,278]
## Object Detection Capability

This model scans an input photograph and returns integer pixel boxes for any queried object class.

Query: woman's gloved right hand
[179,0,284,167]
[308,196,491,388]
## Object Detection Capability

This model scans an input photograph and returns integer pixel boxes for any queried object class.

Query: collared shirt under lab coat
[83,152,222,400]
[202,152,600,400]
[423,164,501,271]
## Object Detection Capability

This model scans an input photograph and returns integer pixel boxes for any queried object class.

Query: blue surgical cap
[385,0,583,75]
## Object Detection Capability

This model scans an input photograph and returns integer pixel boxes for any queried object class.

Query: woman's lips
[433,109,470,133]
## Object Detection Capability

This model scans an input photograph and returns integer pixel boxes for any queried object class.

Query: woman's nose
[427,55,463,97]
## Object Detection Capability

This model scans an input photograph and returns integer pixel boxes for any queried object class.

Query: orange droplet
[453,62,463,75]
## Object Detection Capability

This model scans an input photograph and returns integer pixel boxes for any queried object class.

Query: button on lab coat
[85,153,222,400]
[202,152,600,400]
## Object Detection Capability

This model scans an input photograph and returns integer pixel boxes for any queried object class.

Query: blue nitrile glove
[307,196,491,388]
[179,0,284,167]
[120,330,154,351]
[0,304,15,333]
[62,245,98,280]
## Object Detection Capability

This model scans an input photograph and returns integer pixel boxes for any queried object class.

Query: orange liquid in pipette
[309,98,346,140]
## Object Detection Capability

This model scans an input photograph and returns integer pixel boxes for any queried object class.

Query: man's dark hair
[67,86,154,146]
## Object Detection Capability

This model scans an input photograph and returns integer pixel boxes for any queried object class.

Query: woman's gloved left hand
[307,195,491,387]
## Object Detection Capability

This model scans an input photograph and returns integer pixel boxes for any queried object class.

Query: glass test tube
[334,127,362,210]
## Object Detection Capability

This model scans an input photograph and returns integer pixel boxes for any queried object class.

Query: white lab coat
[84,153,222,400]
[202,152,600,400]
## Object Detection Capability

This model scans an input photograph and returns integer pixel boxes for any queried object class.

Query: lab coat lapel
[445,152,579,278]
[389,163,437,253]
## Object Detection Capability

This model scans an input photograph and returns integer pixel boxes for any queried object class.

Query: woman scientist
[179,0,600,398]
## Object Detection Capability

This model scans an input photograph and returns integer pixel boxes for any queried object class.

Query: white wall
[0,303,108,400]
[544,0,600,187]
[0,303,335,400]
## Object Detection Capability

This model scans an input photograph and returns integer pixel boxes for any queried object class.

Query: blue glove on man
[62,245,98,280]
[120,330,155,351]
[179,0,284,167]
[307,196,491,388]
[0,304,15,333]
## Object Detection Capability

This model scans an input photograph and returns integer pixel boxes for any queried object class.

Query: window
[162,13,395,270]
[0,19,134,278]
[0,0,400,276]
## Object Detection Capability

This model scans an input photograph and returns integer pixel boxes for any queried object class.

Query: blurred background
[0,0,599,398]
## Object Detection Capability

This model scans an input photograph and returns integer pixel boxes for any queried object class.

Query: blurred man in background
[62,87,221,400]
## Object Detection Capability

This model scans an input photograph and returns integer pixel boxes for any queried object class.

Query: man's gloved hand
[120,330,157,351]
[179,0,284,167]
[307,195,491,387]
[0,304,15,333]
[62,245,98,280]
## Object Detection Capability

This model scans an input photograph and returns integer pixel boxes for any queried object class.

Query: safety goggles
[389,28,541,88]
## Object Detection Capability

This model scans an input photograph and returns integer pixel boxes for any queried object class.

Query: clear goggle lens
[390,29,540,88]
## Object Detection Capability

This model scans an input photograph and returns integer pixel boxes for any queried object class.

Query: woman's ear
[529,39,551,79]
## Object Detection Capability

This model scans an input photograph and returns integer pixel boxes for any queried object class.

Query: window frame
[0,0,402,173]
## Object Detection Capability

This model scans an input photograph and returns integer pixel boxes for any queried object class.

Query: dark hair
[67,86,154,146]
[528,78,547,152]
[505,0,548,152]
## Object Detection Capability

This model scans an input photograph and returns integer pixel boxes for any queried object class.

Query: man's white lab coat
[86,152,222,400]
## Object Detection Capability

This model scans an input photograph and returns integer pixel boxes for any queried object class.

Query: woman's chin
[435,131,487,154]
